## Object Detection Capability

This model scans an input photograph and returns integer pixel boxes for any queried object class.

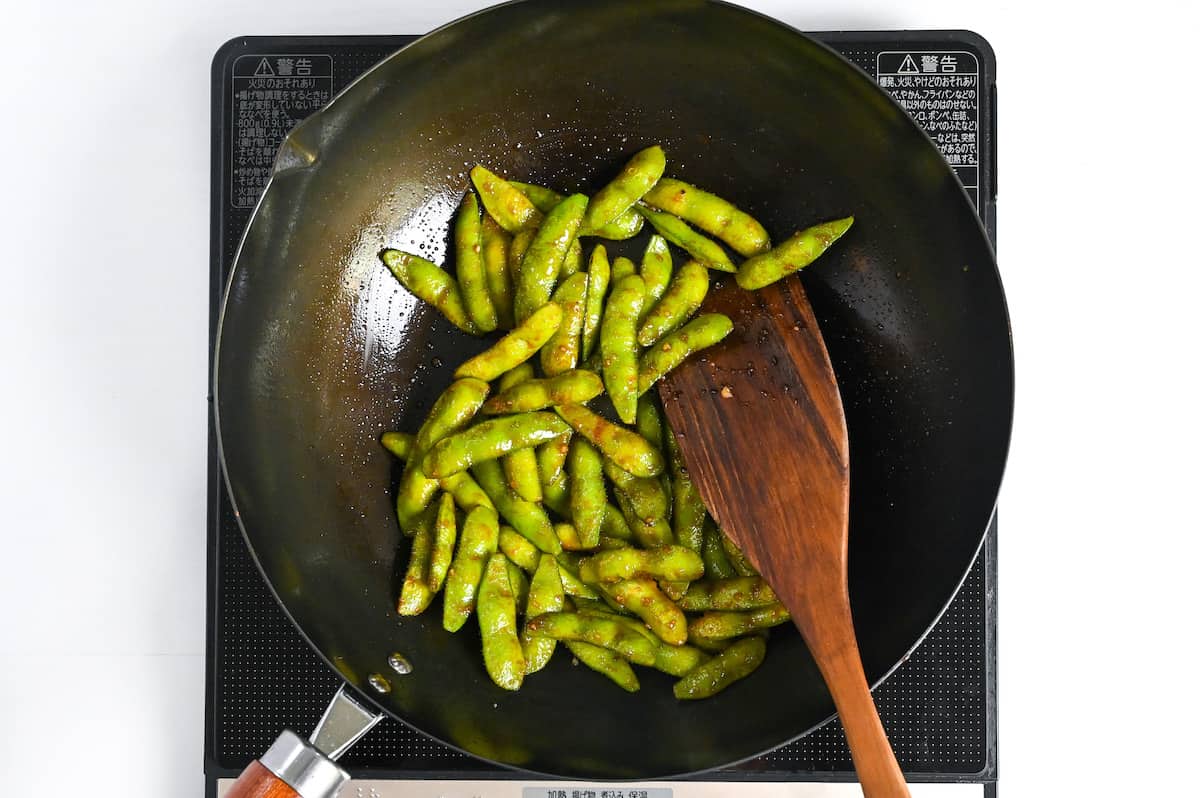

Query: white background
[2,0,1197,795]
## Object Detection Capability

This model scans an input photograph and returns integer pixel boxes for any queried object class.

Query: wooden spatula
[660,276,909,798]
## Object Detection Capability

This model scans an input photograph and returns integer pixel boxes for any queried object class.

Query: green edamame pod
[454,192,498,332]
[540,272,588,376]
[499,525,541,572]
[380,431,415,460]
[477,553,525,690]
[637,314,733,396]
[470,165,542,234]
[653,643,711,677]
[643,177,771,257]
[660,580,689,601]
[665,429,705,552]
[394,378,489,531]
[542,470,571,518]
[635,206,736,273]
[687,603,791,640]
[423,411,571,478]
[580,246,610,360]
[603,578,687,646]
[736,217,854,291]
[483,370,603,415]
[561,238,583,279]
[637,260,710,347]
[496,366,542,503]
[454,303,564,382]
[578,545,704,584]
[509,181,644,241]
[599,535,630,550]
[673,636,766,699]
[397,506,436,615]
[601,503,634,541]
[639,235,673,322]
[688,632,733,654]
[635,396,665,451]
[600,274,645,424]
[678,577,779,611]
[536,433,572,489]
[507,560,530,615]
[428,492,458,593]
[442,506,500,632]
[615,491,674,548]
[581,145,666,233]
[471,459,562,555]
[554,404,664,478]
[439,478,500,517]
[480,215,515,329]
[603,458,669,522]
[701,519,737,579]
[554,522,589,552]
[509,228,534,279]
[497,362,535,392]
[513,194,587,322]
[524,611,657,665]
[568,437,606,549]
[610,256,637,284]
[380,249,479,334]
[720,530,758,577]
[564,641,640,692]
[556,554,601,599]
[522,554,566,674]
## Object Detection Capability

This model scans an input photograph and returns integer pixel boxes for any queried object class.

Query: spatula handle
[809,615,910,798]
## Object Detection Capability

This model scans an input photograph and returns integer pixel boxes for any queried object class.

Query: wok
[215,0,1012,782]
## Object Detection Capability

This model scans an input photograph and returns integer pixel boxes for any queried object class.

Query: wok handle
[803,604,910,798]
[225,730,349,798]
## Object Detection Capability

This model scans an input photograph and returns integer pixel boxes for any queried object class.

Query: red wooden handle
[225,761,302,798]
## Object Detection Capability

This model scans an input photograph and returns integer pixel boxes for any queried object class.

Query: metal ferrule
[260,729,349,798]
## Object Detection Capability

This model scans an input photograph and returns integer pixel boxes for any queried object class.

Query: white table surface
[2,0,1197,795]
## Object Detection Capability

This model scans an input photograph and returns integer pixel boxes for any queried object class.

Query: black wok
[215,0,1012,781]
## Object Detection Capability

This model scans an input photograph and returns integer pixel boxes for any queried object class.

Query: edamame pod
[480,215,515,329]
[509,181,644,241]
[568,437,605,549]
[639,235,673,322]
[541,470,571,518]
[522,554,566,674]
[524,611,657,665]
[635,206,736,273]
[556,555,601,599]
[653,644,711,677]
[643,178,771,257]
[428,492,458,593]
[536,433,572,489]
[483,370,603,415]
[665,428,705,552]
[580,246,609,360]
[509,228,534,279]
[496,365,542,503]
[603,578,687,646]
[397,506,436,615]
[499,525,541,572]
[701,519,737,579]
[513,194,587,322]
[736,217,854,291]
[470,165,542,234]
[581,145,666,233]
[615,492,674,548]
[601,503,634,541]
[554,403,664,478]
[540,272,588,376]
[394,378,489,531]
[603,458,669,523]
[637,260,710,347]
[564,641,639,692]
[441,466,496,512]
[554,522,589,552]
[507,560,530,615]
[380,431,415,460]
[635,396,665,451]
[423,412,571,478]
[673,636,766,699]
[454,192,498,332]
[442,506,500,632]
[578,546,704,584]
[610,256,637,284]
[721,531,759,577]
[678,577,779,611]
[600,274,645,424]
[454,303,564,381]
[478,553,525,690]
[471,459,562,554]
[637,314,733,396]
[380,249,479,334]
[561,238,583,279]
[687,603,791,640]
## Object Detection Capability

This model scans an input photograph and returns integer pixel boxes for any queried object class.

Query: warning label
[876,51,980,206]
[230,55,334,208]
